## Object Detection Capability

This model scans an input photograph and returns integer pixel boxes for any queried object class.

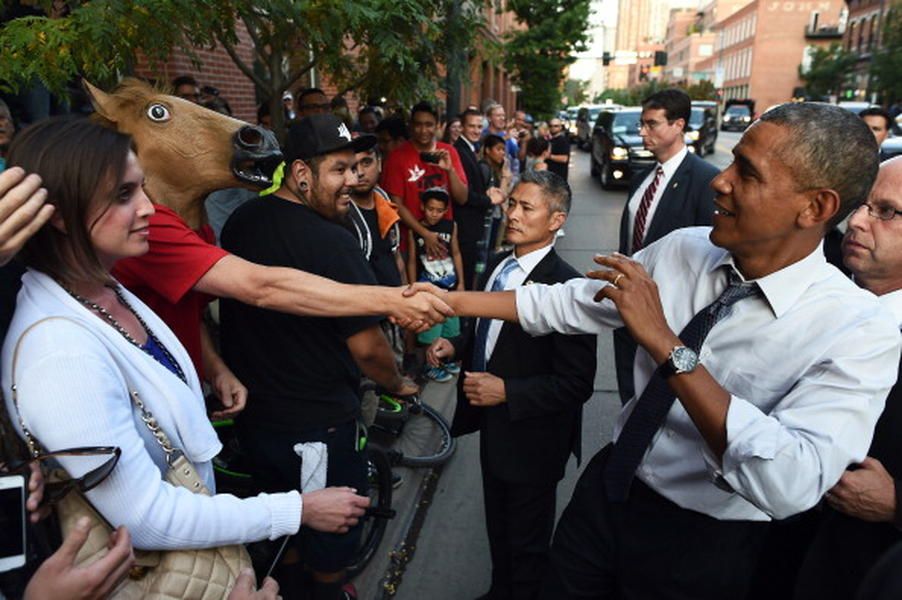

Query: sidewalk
[349,375,459,600]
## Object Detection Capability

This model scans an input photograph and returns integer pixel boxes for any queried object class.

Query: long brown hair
[7,117,132,285]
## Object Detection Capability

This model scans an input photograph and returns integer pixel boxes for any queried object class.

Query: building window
[847,21,856,52]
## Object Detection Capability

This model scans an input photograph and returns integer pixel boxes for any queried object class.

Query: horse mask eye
[147,104,171,122]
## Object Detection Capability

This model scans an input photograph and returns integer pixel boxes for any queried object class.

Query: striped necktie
[631,166,664,254]
[471,257,520,372]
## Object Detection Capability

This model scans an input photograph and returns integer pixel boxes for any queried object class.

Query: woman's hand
[24,518,135,600]
[0,167,55,267]
[227,569,281,600]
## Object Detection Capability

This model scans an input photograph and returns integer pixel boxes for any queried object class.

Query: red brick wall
[134,23,258,123]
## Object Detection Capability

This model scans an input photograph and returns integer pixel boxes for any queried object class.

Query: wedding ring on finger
[612,273,624,288]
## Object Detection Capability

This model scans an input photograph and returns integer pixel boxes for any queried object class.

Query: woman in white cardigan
[1,118,367,554]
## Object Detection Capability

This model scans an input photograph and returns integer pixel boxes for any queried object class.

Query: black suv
[590,108,654,189]
[687,102,718,156]
[721,99,755,132]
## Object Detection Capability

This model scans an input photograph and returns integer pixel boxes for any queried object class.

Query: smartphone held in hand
[0,474,26,572]
[419,151,442,164]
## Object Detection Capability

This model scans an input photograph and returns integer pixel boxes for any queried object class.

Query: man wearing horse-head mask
[218,114,419,600]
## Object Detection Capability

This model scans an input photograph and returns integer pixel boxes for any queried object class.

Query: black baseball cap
[420,187,450,204]
[283,114,376,163]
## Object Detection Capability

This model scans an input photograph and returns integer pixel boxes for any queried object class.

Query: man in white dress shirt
[439,102,901,598]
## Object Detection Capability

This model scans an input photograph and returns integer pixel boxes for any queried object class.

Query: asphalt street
[372,132,742,600]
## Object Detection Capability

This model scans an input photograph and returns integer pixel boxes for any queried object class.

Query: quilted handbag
[10,317,252,599]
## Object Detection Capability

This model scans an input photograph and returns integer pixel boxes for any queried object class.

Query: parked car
[590,108,654,189]
[686,103,718,156]
[837,101,876,115]
[881,135,902,161]
[721,99,755,131]
[576,104,621,150]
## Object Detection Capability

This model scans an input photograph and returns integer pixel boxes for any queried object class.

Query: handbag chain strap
[10,316,181,465]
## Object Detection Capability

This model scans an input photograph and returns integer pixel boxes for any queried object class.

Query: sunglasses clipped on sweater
[8,446,121,506]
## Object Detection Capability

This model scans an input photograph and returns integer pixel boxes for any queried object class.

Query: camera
[419,151,442,164]
[0,474,26,572]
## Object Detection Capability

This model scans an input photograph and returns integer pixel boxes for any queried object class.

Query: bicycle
[209,418,395,577]
[361,384,457,468]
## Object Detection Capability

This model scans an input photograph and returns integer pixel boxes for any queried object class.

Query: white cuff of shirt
[701,395,778,494]
[264,489,302,539]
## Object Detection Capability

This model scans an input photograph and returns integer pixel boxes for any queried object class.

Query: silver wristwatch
[660,345,699,378]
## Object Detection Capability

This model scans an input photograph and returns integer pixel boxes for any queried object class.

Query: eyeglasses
[177,93,201,102]
[638,119,671,131]
[8,446,121,506]
[860,201,902,221]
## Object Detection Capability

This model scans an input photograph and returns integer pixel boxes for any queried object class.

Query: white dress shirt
[626,146,688,250]
[515,227,901,521]
[481,244,554,363]
[878,288,902,327]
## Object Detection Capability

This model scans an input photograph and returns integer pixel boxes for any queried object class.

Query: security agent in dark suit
[427,170,597,600]
[614,88,719,404]
[792,157,902,600]
[454,108,505,289]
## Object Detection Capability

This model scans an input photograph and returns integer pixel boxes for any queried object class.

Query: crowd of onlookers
[4,73,902,600]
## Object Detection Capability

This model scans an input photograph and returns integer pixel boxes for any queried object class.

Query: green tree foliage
[563,78,588,106]
[798,42,857,98]
[504,0,591,119]
[685,79,717,101]
[0,0,482,133]
[871,6,902,105]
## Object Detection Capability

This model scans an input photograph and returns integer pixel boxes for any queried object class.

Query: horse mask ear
[84,81,118,126]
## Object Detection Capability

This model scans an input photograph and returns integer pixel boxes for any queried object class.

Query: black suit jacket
[450,249,597,484]
[617,150,719,255]
[453,137,494,245]
[614,151,719,403]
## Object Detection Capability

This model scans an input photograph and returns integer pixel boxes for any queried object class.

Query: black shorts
[238,418,367,573]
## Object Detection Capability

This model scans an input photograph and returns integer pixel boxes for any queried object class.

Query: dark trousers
[459,239,479,291]
[238,419,367,573]
[745,508,822,600]
[793,508,902,600]
[538,446,768,600]
[482,467,557,600]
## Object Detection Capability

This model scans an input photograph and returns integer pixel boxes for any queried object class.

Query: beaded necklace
[59,282,188,384]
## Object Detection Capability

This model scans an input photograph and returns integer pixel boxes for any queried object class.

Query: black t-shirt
[548,134,571,181]
[220,197,380,432]
[360,207,401,287]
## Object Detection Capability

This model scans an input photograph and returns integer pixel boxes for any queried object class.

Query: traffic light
[602,51,611,66]
[654,51,668,67]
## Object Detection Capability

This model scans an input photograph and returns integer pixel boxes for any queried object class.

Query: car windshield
[588,108,602,121]
[611,111,641,135]
[689,108,704,128]
[726,105,750,116]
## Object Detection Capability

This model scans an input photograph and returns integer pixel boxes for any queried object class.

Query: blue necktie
[603,268,761,501]
[471,257,520,372]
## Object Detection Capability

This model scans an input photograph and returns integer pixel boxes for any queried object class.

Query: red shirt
[113,204,228,376]
[380,140,467,220]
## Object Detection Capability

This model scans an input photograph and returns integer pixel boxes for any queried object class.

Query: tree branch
[216,32,268,90]
[285,51,318,90]
[240,12,270,66]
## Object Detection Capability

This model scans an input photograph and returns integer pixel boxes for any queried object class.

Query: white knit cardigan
[2,270,300,550]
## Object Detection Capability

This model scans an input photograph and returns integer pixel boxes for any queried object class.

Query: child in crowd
[407,188,463,382]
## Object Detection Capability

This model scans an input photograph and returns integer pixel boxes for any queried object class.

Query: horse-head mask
[84,79,282,226]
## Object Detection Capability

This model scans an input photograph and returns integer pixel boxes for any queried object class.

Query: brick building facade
[695,0,844,112]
